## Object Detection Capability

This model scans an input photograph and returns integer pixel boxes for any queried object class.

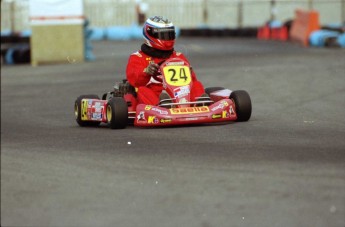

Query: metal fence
[1,0,344,33]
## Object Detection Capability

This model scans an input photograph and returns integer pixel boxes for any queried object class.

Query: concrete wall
[30,24,84,65]
[1,0,344,33]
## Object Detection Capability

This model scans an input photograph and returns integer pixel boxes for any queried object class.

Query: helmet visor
[148,27,175,40]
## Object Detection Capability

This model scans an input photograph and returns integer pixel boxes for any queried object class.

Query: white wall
[1,0,344,33]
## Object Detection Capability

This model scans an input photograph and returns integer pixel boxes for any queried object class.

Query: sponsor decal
[174,85,190,98]
[211,100,229,112]
[166,61,184,66]
[170,106,209,114]
[185,117,198,121]
[81,100,89,120]
[92,113,102,120]
[145,105,152,110]
[151,107,168,115]
[230,106,235,115]
[137,111,146,122]
[153,27,173,32]
[160,118,172,123]
[94,107,102,113]
[222,110,229,118]
[212,114,222,119]
[148,116,160,124]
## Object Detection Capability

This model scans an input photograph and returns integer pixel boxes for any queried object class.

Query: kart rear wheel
[75,94,101,127]
[205,87,225,96]
[230,90,252,122]
[106,97,128,129]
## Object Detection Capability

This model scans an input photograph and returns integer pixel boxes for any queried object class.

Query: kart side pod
[74,95,128,129]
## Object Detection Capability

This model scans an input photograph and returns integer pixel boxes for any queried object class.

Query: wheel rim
[74,103,79,120]
[106,105,112,122]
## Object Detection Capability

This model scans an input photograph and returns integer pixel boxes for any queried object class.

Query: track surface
[1,38,345,227]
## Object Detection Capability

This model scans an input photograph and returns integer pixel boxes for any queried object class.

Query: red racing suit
[126,50,205,105]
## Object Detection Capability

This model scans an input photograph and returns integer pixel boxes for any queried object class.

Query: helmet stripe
[146,20,174,28]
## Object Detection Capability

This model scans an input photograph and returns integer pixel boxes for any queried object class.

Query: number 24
[168,68,188,82]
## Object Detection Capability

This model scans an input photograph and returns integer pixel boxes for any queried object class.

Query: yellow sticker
[222,110,228,118]
[163,65,191,86]
[170,106,209,114]
[81,100,89,120]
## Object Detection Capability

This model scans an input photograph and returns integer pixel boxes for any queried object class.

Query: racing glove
[144,62,159,76]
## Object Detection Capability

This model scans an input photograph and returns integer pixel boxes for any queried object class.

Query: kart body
[74,57,251,129]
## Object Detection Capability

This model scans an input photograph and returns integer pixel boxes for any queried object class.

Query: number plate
[163,65,192,86]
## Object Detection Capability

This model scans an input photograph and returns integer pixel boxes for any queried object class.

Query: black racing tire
[205,87,225,96]
[74,94,101,127]
[230,90,252,122]
[106,97,128,129]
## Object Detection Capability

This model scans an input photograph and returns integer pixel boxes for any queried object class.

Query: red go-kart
[74,57,252,129]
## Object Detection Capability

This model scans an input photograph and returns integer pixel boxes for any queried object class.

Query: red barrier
[257,25,288,41]
[257,25,270,40]
[271,26,289,41]
[290,9,320,46]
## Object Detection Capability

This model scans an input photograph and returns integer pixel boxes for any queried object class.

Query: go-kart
[74,57,252,129]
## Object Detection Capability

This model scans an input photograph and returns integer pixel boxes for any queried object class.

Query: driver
[126,15,206,105]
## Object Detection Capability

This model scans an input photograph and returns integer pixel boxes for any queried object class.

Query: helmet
[143,16,176,51]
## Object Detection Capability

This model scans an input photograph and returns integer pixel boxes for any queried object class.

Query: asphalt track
[1,38,345,227]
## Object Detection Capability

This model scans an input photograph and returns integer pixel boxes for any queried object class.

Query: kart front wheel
[75,94,101,127]
[230,90,252,122]
[106,97,128,129]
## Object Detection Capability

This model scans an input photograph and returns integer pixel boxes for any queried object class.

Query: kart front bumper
[134,99,237,127]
